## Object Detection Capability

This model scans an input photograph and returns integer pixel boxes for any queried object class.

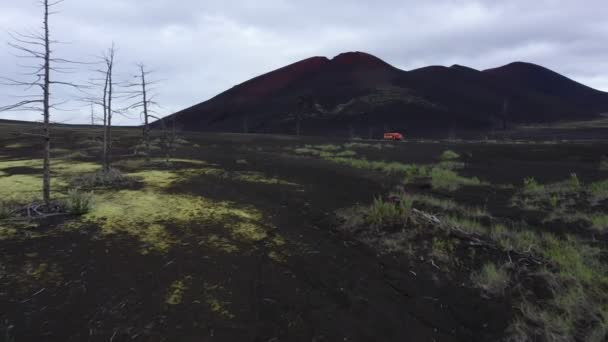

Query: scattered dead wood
[7,201,67,220]
[411,208,545,265]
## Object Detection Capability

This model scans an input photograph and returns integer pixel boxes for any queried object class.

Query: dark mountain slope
[156,52,608,137]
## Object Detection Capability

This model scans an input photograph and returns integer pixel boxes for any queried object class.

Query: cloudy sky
[1,0,607,125]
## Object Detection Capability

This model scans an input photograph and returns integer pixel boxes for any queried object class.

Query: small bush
[365,194,413,229]
[523,177,544,194]
[440,150,460,161]
[471,263,509,295]
[568,173,581,189]
[64,189,94,215]
[72,168,135,189]
[548,194,560,208]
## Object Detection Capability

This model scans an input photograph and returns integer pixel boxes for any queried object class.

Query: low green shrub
[64,189,94,215]
[365,194,413,229]
[440,150,460,160]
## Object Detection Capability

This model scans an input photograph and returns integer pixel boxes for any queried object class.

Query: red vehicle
[384,132,404,141]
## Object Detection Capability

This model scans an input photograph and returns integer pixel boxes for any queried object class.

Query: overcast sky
[1,0,607,125]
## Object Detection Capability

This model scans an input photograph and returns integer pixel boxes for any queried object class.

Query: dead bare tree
[124,63,160,161]
[90,104,95,125]
[101,45,116,172]
[0,0,81,209]
[82,44,116,172]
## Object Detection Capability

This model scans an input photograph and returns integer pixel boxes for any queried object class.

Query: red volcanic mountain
[156,52,608,137]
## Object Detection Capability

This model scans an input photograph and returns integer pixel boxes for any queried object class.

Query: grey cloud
[0,0,607,124]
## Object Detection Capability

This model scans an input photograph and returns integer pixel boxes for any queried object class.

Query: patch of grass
[344,142,383,149]
[203,282,235,319]
[588,179,608,203]
[365,194,413,229]
[541,234,600,283]
[431,237,455,262]
[590,215,608,232]
[442,215,486,234]
[63,189,94,215]
[294,147,321,156]
[522,177,544,194]
[232,171,299,186]
[440,150,460,160]
[430,167,482,191]
[410,194,488,218]
[402,165,432,183]
[436,160,465,170]
[490,224,539,253]
[516,174,588,209]
[471,262,509,295]
[334,149,357,158]
[166,277,190,305]
[509,234,608,341]
[326,157,420,175]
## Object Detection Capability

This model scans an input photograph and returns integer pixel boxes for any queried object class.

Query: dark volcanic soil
[1,125,607,342]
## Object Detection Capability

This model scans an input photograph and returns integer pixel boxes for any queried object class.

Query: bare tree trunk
[42,0,51,208]
[102,66,109,171]
[102,45,115,172]
[140,64,150,161]
[107,63,113,171]
[90,104,95,125]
